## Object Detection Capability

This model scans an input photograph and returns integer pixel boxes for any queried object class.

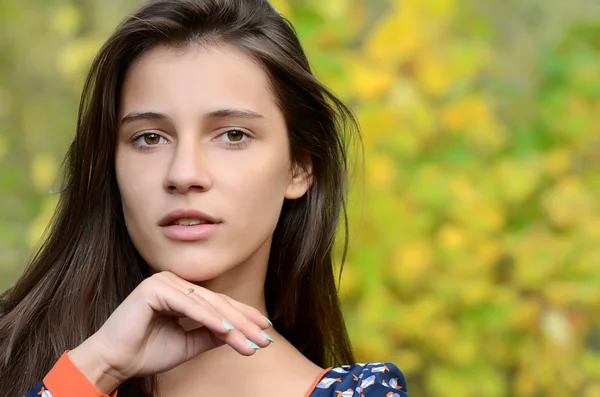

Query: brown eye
[226,130,244,142]
[144,133,161,145]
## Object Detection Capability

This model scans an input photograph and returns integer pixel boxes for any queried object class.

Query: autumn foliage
[1,0,599,395]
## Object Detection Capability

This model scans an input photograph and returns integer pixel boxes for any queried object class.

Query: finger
[190,292,270,347]
[153,275,232,334]
[146,282,231,336]
[222,296,273,329]
[179,288,265,354]
[185,326,259,358]
[158,273,273,346]
[177,289,224,329]
[148,278,265,355]
[150,273,223,326]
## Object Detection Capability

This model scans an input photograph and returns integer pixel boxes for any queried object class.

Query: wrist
[67,340,123,395]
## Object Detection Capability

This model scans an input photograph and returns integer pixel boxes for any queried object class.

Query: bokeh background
[1,0,600,395]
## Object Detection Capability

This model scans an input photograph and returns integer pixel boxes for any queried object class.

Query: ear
[285,153,313,199]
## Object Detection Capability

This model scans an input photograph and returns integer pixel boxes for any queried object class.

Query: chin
[146,249,235,282]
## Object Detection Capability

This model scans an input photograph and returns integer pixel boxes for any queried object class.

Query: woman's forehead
[119,43,279,120]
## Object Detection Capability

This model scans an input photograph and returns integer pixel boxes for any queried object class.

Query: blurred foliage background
[1,0,600,395]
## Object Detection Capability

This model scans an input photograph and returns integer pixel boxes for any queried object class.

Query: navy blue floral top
[24,352,410,397]
[310,362,410,396]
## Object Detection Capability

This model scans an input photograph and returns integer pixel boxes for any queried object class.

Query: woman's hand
[67,271,273,394]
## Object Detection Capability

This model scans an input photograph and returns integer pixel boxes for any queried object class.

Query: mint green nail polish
[262,315,273,326]
[222,320,234,330]
[246,339,260,349]
[261,331,275,342]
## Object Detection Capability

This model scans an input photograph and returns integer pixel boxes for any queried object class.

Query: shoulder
[309,362,410,397]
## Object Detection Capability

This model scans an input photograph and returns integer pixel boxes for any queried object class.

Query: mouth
[159,210,221,241]
[167,218,214,226]
[159,209,220,227]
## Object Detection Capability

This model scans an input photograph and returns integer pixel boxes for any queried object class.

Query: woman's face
[115,43,311,282]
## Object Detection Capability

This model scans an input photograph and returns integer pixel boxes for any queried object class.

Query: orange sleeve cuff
[43,351,118,397]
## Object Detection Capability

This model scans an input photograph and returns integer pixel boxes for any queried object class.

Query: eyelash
[215,129,251,149]
[131,132,168,152]
[130,129,251,152]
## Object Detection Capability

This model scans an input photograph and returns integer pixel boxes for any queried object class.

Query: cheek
[217,149,290,228]
[115,150,161,229]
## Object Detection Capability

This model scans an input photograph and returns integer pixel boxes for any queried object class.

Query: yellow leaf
[347,55,396,100]
[508,299,540,331]
[319,0,350,19]
[429,320,456,345]
[57,37,104,81]
[366,153,395,189]
[407,297,443,328]
[544,148,572,177]
[356,104,399,147]
[448,175,479,202]
[440,95,489,130]
[388,81,437,140]
[415,49,456,98]
[475,240,502,267]
[392,239,434,282]
[268,0,292,18]
[30,153,58,192]
[584,384,600,397]
[51,4,81,36]
[337,261,360,300]
[417,0,456,22]
[447,336,477,365]
[582,217,600,239]
[353,328,390,362]
[460,279,493,306]
[364,2,423,66]
[495,159,542,204]
[542,177,595,228]
[390,349,423,374]
[544,282,576,307]
[515,369,537,397]
[27,196,59,248]
[439,94,507,153]
[512,230,569,287]
[450,200,505,234]
[437,224,468,250]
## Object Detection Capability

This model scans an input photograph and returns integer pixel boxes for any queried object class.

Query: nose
[163,138,212,194]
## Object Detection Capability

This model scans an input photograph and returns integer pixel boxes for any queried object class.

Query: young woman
[0,1,409,396]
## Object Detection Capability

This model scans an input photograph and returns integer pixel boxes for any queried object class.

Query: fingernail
[261,331,275,342]
[262,315,273,326]
[222,320,235,330]
[246,339,260,349]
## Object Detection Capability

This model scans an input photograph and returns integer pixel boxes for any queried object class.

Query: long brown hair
[0,0,358,395]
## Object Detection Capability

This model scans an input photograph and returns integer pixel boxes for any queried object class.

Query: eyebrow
[119,108,265,126]
[119,111,167,126]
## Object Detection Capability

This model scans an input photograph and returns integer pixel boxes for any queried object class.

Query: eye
[214,129,251,148]
[142,133,163,145]
[225,130,245,142]
[132,132,169,149]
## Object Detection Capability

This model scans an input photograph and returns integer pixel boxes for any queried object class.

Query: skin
[111,43,323,396]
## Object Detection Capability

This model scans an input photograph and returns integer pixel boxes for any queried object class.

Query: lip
[159,209,221,242]
[159,209,220,227]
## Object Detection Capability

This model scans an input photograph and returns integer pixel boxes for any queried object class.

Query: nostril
[165,183,207,194]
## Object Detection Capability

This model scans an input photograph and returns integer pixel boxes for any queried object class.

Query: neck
[157,329,324,397]
[196,259,269,315]
[177,236,271,332]
[158,238,324,397]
